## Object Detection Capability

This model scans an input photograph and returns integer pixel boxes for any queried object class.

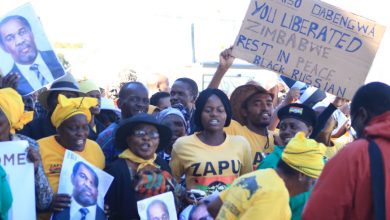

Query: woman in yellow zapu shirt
[170,88,253,200]
[38,95,105,219]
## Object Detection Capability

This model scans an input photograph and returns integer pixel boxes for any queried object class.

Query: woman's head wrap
[0,88,33,134]
[51,94,98,128]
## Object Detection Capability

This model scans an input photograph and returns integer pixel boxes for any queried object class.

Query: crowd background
[0,44,388,220]
[0,0,389,219]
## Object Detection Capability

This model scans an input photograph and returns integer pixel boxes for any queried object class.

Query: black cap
[114,113,172,151]
[277,103,316,127]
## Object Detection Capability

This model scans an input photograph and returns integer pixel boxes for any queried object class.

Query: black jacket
[104,157,171,220]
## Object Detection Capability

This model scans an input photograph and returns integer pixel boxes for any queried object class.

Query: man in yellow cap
[37,95,105,219]
[207,132,326,220]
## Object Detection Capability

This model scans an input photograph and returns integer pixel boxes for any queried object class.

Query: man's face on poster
[147,201,169,220]
[0,18,38,65]
[71,164,98,207]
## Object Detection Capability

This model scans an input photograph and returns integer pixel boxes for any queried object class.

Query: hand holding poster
[0,3,66,96]
[0,140,35,220]
[232,0,386,99]
[137,192,178,220]
[53,150,113,220]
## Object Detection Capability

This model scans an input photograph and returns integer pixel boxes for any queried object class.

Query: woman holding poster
[37,95,105,219]
[0,88,53,211]
[105,113,175,219]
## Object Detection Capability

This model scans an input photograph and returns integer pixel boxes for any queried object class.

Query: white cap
[100,97,121,113]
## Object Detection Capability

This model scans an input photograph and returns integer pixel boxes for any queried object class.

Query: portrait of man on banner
[0,4,66,96]
[137,192,178,220]
[53,161,106,220]
[53,151,113,220]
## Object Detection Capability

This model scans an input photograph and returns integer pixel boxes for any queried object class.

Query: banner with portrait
[137,192,177,220]
[0,140,35,220]
[53,150,113,220]
[0,3,66,96]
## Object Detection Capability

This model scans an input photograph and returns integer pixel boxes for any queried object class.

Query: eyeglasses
[132,130,159,139]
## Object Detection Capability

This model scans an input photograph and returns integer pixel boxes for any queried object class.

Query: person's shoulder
[227,134,251,147]
[224,119,243,134]
[174,134,196,145]
[96,205,106,219]
[86,139,102,148]
[334,139,369,158]
[97,123,117,138]
[85,139,105,159]
[154,157,171,173]
[14,133,39,148]
[7,63,19,74]
[104,158,127,174]
[40,50,57,58]
[37,135,55,145]
[52,207,70,219]
[228,134,249,142]
[323,139,370,168]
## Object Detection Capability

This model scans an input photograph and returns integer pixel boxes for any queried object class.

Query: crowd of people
[0,47,389,220]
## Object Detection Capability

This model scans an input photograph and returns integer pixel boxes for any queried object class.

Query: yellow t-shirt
[224,120,275,168]
[324,141,345,160]
[332,130,353,146]
[170,133,253,195]
[217,169,291,220]
[38,135,105,193]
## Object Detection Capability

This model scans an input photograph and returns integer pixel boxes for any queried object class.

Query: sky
[0,0,389,89]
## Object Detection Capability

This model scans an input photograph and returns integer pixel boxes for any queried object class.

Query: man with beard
[208,48,275,168]
[0,15,65,95]
[52,161,106,220]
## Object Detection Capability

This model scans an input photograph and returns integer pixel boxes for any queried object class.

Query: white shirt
[15,52,54,90]
[70,198,97,220]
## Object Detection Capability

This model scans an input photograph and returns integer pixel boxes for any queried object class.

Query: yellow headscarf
[281,132,326,179]
[118,149,158,172]
[0,88,33,134]
[51,94,98,128]
[78,79,100,94]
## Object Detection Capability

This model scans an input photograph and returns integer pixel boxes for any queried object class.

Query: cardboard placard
[233,0,386,99]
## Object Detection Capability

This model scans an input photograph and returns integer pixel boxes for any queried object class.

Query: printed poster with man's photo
[137,192,178,220]
[52,150,114,220]
[0,3,66,96]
